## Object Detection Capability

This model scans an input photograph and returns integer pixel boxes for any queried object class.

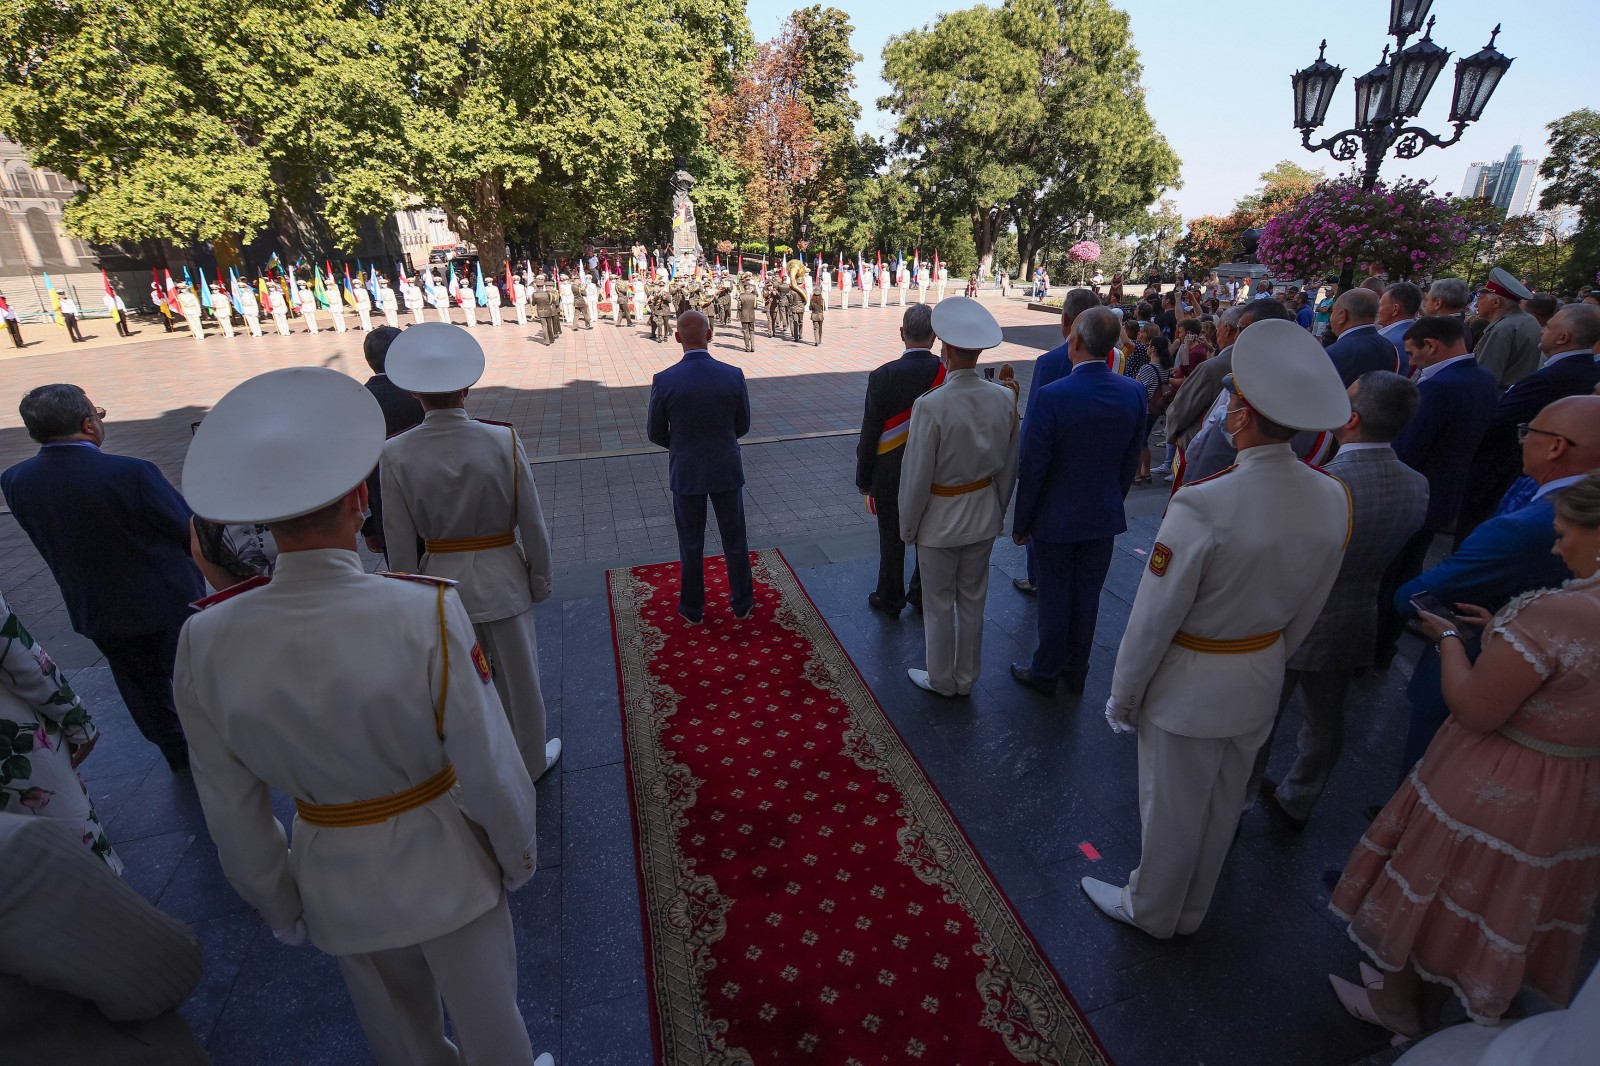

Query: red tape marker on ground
[1079,842,1101,861]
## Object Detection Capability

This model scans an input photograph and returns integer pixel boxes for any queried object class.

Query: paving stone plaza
[2,296,1593,1064]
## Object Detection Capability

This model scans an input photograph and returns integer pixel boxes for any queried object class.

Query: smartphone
[1408,592,1460,628]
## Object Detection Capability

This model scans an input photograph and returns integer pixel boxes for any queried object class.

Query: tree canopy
[880,0,1178,276]
[1539,108,1600,290]
[1173,160,1323,277]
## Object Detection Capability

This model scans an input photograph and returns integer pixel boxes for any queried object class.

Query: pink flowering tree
[1255,177,1469,282]
[1067,239,1101,283]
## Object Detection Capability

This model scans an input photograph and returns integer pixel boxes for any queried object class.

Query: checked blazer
[1288,447,1429,672]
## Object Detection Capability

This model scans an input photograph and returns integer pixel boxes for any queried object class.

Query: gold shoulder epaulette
[1183,464,1237,489]
[377,571,460,587]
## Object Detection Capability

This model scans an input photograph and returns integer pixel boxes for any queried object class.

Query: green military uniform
[570,278,591,329]
[809,291,826,346]
[533,280,560,344]
[767,282,788,338]
[738,287,757,352]
[788,287,807,343]
[616,280,635,327]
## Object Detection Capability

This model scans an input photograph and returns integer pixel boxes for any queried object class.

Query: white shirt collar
[1534,473,1588,501]
[1542,349,1592,367]
[1336,441,1391,453]
[1417,353,1475,381]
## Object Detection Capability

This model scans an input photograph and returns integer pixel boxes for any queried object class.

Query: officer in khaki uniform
[1084,319,1353,940]
[809,289,826,345]
[175,366,552,1066]
[534,277,561,344]
[899,298,1020,697]
[738,283,758,352]
[569,276,591,329]
[615,278,636,328]
[381,324,561,785]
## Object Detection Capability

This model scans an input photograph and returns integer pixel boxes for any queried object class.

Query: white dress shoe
[535,739,562,781]
[1081,877,1138,929]
[535,1054,555,1066]
[908,668,937,692]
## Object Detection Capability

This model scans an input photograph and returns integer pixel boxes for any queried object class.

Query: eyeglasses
[92,407,105,420]
[1518,423,1577,447]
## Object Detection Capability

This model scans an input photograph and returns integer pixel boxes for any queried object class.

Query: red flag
[760,259,767,283]
[505,260,515,297]
[101,269,120,322]
[164,268,181,309]
[150,268,166,312]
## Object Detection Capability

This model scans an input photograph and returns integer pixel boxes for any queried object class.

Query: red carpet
[608,548,1110,1065]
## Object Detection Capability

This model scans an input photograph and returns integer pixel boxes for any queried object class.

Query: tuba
[785,259,807,289]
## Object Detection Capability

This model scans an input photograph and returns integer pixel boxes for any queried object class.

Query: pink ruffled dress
[1331,575,1600,1023]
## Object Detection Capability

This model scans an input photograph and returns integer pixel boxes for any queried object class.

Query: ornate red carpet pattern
[608,548,1110,1065]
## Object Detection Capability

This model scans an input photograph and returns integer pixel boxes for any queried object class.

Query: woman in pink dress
[1328,472,1600,1040]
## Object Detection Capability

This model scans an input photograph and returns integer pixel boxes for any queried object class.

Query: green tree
[1539,108,1600,290]
[1172,160,1324,276]
[880,0,1177,277]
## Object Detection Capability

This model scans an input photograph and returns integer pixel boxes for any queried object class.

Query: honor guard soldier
[380,324,561,784]
[809,288,826,346]
[534,277,561,344]
[175,367,552,1066]
[615,278,636,328]
[1084,319,1353,940]
[767,281,787,338]
[738,283,758,352]
[787,284,807,343]
[353,280,374,331]
[569,275,591,329]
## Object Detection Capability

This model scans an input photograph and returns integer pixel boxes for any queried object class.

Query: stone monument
[669,158,702,276]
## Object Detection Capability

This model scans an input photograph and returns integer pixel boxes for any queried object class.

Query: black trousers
[871,493,921,611]
[92,624,188,762]
[114,313,131,337]
[673,489,754,620]
[4,319,21,347]
[1029,537,1115,685]
[1374,526,1436,660]
[63,313,84,342]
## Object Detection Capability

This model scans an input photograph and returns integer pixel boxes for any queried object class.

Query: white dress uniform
[898,266,909,306]
[210,288,234,338]
[898,299,1019,697]
[238,288,263,336]
[457,286,476,327]
[176,367,546,1066]
[840,268,852,309]
[379,326,558,783]
[512,280,528,326]
[486,284,503,327]
[917,267,930,303]
[407,282,427,325]
[354,285,374,331]
[267,286,291,335]
[559,280,574,325]
[380,283,401,327]
[1088,319,1353,940]
[326,284,347,332]
[298,290,320,333]
[178,290,204,340]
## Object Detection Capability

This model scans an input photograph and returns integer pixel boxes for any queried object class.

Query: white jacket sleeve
[1109,491,1214,712]
[898,400,937,545]
[512,431,552,603]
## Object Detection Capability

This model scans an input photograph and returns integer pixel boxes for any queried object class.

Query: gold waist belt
[296,765,458,828]
[1172,629,1284,655]
[930,476,994,498]
[425,531,515,554]
[1497,725,1600,759]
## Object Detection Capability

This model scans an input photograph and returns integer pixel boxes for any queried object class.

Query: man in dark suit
[856,304,944,616]
[647,310,754,623]
[1392,394,1599,775]
[1,385,204,770]
[1012,287,1099,596]
[1009,307,1147,695]
[1454,303,1600,545]
[1324,288,1399,386]
[358,326,425,560]
[1249,371,1428,830]
[1376,281,1421,376]
[1373,316,1498,665]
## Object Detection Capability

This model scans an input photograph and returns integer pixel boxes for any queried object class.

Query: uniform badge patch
[1149,543,1173,576]
[470,643,493,684]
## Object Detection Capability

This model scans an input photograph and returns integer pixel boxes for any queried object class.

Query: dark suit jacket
[1325,324,1400,386]
[1392,358,1497,533]
[647,349,751,495]
[361,373,426,539]
[1289,447,1428,672]
[1396,491,1572,726]
[855,349,943,498]
[1012,361,1147,544]
[1457,352,1600,541]
[1,445,203,638]
[1023,340,1072,422]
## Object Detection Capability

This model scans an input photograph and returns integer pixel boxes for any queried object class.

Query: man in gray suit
[1249,370,1429,829]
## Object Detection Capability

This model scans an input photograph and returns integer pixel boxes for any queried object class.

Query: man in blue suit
[1376,281,1421,377]
[2,385,204,771]
[1013,287,1100,596]
[646,310,754,624]
[1324,288,1400,386]
[1373,316,1497,665]
[1391,394,1599,774]
[1009,307,1147,695]
[1454,303,1600,545]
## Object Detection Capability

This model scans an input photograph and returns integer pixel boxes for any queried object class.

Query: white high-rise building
[1460,145,1543,218]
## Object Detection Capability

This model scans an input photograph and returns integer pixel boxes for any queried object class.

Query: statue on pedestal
[669,158,702,276]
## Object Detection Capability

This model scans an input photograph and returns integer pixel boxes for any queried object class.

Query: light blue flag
[196,266,213,310]
[474,261,488,307]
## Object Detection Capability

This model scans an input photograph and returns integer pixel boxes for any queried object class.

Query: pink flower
[20,787,50,812]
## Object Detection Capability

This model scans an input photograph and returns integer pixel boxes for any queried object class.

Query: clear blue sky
[743,0,1579,219]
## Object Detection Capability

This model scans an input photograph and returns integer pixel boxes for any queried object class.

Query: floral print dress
[0,591,122,872]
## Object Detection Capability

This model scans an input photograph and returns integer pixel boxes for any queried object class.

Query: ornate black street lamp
[1290,2,1513,190]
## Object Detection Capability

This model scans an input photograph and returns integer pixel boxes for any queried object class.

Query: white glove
[272,918,310,947]
[1105,697,1137,735]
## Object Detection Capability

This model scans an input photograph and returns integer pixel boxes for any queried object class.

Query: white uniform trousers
[513,302,527,326]
[916,537,994,696]
[460,302,476,327]
[474,610,548,781]
[335,892,535,1066]
[215,311,233,339]
[487,301,502,327]
[272,311,290,336]
[303,308,319,333]
[383,305,400,327]
[245,313,263,337]
[413,305,427,326]
[1124,717,1272,939]
[356,307,373,331]
[330,308,347,333]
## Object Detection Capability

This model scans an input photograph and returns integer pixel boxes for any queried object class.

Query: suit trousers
[1028,537,1114,686]
[917,538,995,696]
[474,610,549,782]
[92,624,188,761]
[871,493,921,612]
[673,489,754,621]
[1244,667,1354,822]
[1374,527,1436,659]
[1125,717,1271,939]
[335,892,535,1066]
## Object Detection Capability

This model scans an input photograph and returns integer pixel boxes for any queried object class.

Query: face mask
[1221,406,1241,448]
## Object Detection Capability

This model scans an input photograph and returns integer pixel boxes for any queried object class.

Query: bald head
[1529,395,1600,481]
[1543,303,1600,356]
[675,309,711,350]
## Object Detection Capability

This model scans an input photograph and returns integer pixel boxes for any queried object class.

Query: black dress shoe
[1012,577,1037,596]
[905,593,922,612]
[1262,786,1307,833]
[163,745,191,774]
[1009,663,1057,695]
[867,592,902,618]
